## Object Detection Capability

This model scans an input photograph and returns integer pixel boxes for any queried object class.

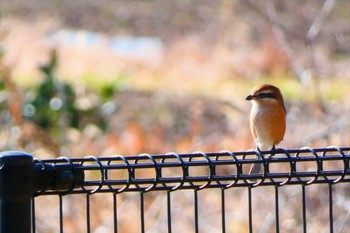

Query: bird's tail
[249,163,262,174]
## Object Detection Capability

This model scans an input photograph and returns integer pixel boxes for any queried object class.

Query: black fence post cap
[0,151,34,233]
[0,151,34,197]
[0,151,33,159]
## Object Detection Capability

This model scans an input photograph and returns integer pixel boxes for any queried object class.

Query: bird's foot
[271,145,276,157]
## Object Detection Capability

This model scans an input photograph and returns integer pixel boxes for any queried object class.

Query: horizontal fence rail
[1,146,350,233]
[32,146,350,195]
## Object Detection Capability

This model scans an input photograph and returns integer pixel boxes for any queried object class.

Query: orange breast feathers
[250,102,286,150]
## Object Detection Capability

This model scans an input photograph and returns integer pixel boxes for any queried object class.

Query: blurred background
[1,0,350,232]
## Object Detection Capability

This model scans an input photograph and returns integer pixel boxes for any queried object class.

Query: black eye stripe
[257,92,277,99]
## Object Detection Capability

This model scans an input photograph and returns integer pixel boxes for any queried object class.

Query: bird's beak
[245,95,254,101]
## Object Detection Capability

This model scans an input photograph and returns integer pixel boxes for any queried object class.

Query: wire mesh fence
[1,146,350,233]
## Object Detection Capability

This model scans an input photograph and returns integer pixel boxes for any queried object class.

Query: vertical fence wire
[329,184,334,233]
[113,193,118,233]
[248,187,253,233]
[194,190,199,233]
[221,188,226,233]
[32,198,36,233]
[302,185,307,233]
[86,194,91,233]
[140,192,145,233]
[167,191,172,233]
[275,186,280,233]
[59,195,64,233]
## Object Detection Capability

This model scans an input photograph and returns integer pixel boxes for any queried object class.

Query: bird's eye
[257,92,277,99]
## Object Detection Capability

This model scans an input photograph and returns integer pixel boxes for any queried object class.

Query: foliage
[23,49,117,136]
[25,50,78,129]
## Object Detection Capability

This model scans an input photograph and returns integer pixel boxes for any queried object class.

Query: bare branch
[307,0,337,40]
[265,0,310,85]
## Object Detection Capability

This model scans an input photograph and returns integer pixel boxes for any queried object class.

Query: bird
[245,84,286,174]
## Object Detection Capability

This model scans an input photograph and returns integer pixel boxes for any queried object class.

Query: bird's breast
[250,103,286,150]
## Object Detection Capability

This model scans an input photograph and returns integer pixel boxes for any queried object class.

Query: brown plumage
[246,84,286,174]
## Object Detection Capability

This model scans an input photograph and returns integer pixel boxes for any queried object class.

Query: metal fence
[1,146,350,233]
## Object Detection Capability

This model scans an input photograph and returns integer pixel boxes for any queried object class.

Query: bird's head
[245,84,286,112]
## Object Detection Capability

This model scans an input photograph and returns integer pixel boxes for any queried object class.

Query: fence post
[0,151,34,233]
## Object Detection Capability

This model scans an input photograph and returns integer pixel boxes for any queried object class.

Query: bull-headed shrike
[246,84,286,174]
